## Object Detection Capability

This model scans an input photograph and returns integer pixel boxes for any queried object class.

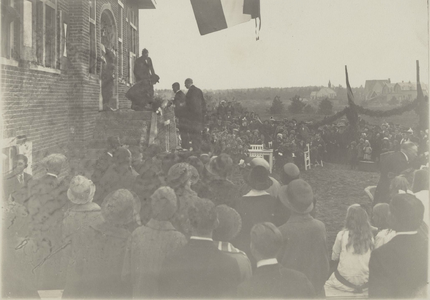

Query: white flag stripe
[221,0,251,28]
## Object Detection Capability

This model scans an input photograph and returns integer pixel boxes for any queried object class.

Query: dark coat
[158,239,241,298]
[374,151,410,205]
[4,172,33,205]
[63,221,132,299]
[277,214,329,297]
[173,90,188,121]
[237,263,315,299]
[91,152,114,185]
[233,194,277,267]
[369,234,428,298]
[134,56,154,82]
[207,178,241,207]
[185,85,206,127]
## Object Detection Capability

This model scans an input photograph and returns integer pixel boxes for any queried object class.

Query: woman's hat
[248,165,272,191]
[250,157,270,171]
[206,154,233,179]
[150,186,178,221]
[279,179,314,214]
[167,163,199,188]
[102,189,136,225]
[67,175,96,204]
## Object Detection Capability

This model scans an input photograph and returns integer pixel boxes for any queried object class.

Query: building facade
[1,0,156,175]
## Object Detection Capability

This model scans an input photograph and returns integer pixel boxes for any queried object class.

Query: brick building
[1,0,156,176]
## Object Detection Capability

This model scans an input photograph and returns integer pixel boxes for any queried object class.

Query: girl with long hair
[324,204,374,297]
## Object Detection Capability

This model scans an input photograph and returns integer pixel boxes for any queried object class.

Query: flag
[345,66,355,106]
[190,0,260,36]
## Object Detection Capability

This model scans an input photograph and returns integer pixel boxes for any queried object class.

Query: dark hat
[279,179,314,214]
[206,154,233,179]
[248,165,272,191]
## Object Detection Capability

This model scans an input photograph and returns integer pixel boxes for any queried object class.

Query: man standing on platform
[172,82,189,150]
[184,78,206,152]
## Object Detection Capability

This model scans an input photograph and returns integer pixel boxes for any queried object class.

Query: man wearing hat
[374,142,418,205]
[92,136,121,186]
[4,154,33,206]
[234,165,277,268]
[172,82,189,149]
[277,179,329,297]
[122,187,187,298]
[369,193,428,298]
[159,198,241,298]
[238,222,315,298]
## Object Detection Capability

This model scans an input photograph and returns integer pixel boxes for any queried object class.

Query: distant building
[364,79,390,100]
[310,87,336,100]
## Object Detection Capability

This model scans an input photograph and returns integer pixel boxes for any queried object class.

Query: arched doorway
[99,8,118,111]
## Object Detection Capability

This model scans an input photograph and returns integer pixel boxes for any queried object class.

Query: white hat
[67,175,96,204]
[407,128,414,133]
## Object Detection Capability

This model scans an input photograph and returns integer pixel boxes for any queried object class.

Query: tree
[288,95,305,114]
[268,96,284,115]
[303,104,316,114]
[318,98,333,115]
[388,96,399,106]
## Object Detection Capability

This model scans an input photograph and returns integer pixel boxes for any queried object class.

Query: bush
[318,98,333,115]
[303,104,316,114]
[388,96,399,106]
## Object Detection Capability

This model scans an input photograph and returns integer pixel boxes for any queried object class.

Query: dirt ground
[300,163,379,250]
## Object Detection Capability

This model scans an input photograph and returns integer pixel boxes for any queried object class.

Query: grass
[300,163,379,250]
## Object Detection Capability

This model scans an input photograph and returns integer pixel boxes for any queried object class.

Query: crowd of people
[3,131,429,298]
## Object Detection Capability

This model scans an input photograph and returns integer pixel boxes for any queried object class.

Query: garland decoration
[309,108,347,129]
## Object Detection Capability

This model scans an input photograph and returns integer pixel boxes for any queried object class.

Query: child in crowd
[324,204,374,297]
[372,203,396,249]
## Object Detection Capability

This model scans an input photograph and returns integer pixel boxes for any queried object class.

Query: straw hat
[150,186,178,221]
[67,175,96,205]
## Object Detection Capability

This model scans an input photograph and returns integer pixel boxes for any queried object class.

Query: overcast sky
[139,0,429,90]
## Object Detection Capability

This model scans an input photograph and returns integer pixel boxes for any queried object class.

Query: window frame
[88,0,97,74]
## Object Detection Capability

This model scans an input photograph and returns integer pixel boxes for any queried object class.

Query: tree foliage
[268,96,284,115]
[288,95,305,114]
[318,98,333,115]
[388,96,399,106]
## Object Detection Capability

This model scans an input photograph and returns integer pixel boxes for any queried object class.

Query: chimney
[388,78,391,83]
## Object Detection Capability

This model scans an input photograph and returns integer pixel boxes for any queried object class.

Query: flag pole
[417,60,420,83]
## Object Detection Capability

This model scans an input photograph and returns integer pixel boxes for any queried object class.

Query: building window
[129,52,136,84]
[89,0,96,74]
[1,0,21,60]
[129,6,137,83]
[33,0,58,68]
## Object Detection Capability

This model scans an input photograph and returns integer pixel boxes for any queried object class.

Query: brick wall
[1,0,142,177]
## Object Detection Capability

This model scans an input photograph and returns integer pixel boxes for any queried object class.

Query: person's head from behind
[184,78,193,89]
[372,203,390,230]
[412,169,429,193]
[113,147,132,167]
[186,156,204,177]
[172,82,180,93]
[42,153,67,175]
[102,189,135,226]
[401,142,418,162]
[167,162,199,190]
[389,175,410,197]
[150,186,177,221]
[188,198,218,237]
[250,222,283,261]
[142,48,149,58]
[107,136,121,152]
[213,205,242,242]
[344,204,374,254]
[280,163,300,185]
[14,154,28,174]
[389,193,424,232]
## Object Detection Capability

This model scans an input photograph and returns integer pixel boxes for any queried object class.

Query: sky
[139,0,429,90]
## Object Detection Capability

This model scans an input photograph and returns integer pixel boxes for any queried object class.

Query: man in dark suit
[172,82,190,150]
[159,198,241,298]
[91,136,120,186]
[373,142,417,205]
[4,154,33,205]
[369,193,428,298]
[184,78,206,152]
[238,222,315,298]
